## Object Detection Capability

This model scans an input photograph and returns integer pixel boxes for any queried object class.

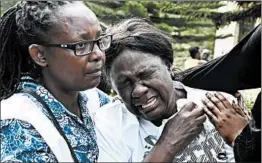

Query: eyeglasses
[40,35,112,56]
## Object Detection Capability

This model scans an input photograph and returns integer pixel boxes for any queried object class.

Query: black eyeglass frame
[39,34,112,56]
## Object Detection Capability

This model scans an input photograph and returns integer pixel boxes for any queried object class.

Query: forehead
[52,3,101,41]
[111,49,164,77]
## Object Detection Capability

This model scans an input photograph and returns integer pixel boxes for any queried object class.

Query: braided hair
[0,1,75,100]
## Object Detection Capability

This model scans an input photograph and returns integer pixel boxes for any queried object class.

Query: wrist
[226,132,240,146]
[229,136,236,147]
[154,140,179,158]
[143,143,174,162]
[227,123,248,145]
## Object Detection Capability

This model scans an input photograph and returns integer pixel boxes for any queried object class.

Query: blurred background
[1,1,261,109]
[1,1,261,70]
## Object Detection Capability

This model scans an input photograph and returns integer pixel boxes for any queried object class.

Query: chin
[81,79,101,91]
[144,108,164,121]
[144,113,163,122]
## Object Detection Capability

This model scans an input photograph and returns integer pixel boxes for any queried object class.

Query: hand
[156,101,206,156]
[202,92,249,144]
[234,92,252,121]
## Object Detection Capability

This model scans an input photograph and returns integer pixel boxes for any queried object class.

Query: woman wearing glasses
[0,1,111,162]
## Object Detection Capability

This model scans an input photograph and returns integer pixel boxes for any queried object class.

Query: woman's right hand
[142,101,206,162]
[157,102,206,157]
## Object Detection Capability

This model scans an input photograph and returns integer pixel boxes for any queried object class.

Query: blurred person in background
[201,49,211,61]
[184,46,207,69]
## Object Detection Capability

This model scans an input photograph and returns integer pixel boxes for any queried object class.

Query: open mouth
[139,96,158,114]
[142,97,157,109]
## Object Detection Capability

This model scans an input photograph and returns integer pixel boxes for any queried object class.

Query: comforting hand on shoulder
[202,92,249,145]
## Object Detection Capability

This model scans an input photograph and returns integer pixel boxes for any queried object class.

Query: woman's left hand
[202,92,249,145]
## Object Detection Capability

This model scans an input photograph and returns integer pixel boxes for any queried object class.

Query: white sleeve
[94,101,135,162]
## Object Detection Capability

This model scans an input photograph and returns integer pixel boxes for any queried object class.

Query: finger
[234,92,241,99]
[232,101,246,117]
[203,106,218,123]
[237,99,249,118]
[191,106,205,117]
[214,92,232,109]
[180,101,197,112]
[206,92,226,111]
[196,114,207,125]
[246,111,252,121]
[201,98,221,117]
[235,93,245,109]
[234,100,250,120]
[195,124,204,134]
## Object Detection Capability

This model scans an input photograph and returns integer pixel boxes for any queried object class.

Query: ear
[28,44,47,67]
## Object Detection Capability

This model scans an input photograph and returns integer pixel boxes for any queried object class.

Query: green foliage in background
[83,1,260,69]
[1,1,260,70]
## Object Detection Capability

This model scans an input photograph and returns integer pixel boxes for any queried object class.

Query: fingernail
[232,101,236,106]
[192,102,197,108]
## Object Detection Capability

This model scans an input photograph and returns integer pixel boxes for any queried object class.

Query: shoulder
[1,93,42,120]
[184,86,236,106]
[82,88,111,106]
[82,88,112,117]
[96,88,111,106]
[94,98,139,142]
[1,119,56,162]
[1,93,33,107]
[94,98,138,127]
[94,98,139,162]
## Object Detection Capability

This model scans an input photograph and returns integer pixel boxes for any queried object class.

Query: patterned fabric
[140,117,229,162]
[95,82,235,162]
[98,91,111,107]
[1,77,110,162]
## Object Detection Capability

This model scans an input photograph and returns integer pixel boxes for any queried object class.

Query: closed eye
[139,71,154,79]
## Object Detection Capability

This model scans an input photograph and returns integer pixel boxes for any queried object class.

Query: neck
[38,76,80,117]
[151,81,187,126]
[165,87,187,119]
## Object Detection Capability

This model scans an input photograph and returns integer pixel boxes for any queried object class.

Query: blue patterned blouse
[0,78,111,162]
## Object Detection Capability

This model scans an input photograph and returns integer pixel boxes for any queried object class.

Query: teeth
[142,97,156,109]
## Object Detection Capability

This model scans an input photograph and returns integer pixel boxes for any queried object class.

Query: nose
[131,83,148,98]
[89,44,104,62]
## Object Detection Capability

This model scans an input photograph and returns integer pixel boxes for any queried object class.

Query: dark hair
[189,46,200,58]
[0,1,75,100]
[105,18,174,79]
